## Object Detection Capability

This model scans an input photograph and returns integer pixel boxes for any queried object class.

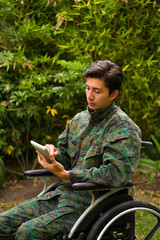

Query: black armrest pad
[24,169,54,178]
[72,181,133,191]
[141,141,153,147]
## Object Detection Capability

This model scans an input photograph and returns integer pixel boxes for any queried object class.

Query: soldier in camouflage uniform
[0,60,142,239]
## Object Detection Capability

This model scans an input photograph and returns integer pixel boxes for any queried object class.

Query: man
[0,60,142,239]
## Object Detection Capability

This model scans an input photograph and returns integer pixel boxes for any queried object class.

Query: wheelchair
[24,141,160,240]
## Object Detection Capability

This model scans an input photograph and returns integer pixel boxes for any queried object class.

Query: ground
[0,171,59,213]
[0,170,160,213]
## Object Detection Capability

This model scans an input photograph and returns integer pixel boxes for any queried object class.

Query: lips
[88,101,95,106]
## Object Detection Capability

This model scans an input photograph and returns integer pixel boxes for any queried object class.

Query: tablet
[30,140,50,159]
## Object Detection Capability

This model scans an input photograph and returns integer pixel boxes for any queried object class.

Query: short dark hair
[83,60,123,95]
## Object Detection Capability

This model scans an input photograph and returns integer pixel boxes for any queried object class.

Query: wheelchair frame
[24,141,160,240]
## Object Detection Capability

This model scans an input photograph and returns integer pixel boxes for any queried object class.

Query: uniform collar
[87,102,116,122]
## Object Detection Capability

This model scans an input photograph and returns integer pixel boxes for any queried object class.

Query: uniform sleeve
[69,121,142,187]
[55,125,71,170]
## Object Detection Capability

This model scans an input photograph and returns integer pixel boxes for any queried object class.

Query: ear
[110,90,119,101]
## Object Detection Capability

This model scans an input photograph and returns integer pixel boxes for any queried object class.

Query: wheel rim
[97,207,160,240]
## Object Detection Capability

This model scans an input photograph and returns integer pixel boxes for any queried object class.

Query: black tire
[87,200,160,240]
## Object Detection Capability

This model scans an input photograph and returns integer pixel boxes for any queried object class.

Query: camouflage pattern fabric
[0,102,142,239]
[0,196,83,240]
[57,102,142,188]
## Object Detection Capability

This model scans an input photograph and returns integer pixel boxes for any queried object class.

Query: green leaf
[151,135,160,154]
[0,158,5,187]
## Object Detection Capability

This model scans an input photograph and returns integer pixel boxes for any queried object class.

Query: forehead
[86,77,107,89]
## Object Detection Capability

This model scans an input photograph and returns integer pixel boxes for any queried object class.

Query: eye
[86,86,90,91]
[95,90,101,94]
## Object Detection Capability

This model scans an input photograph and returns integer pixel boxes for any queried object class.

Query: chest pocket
[106,130,134,157]
[84,140,104,168]
[68,140,78,159]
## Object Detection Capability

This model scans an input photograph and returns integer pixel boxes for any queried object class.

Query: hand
[37,144,69,180]
[46,144,58,158]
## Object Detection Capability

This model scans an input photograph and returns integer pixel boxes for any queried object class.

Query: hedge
[0,0,160,180]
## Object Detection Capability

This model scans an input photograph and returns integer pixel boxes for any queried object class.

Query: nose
[87,90,94,100]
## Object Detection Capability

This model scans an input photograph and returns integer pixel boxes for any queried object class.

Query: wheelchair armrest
[24,169,54,178]
[72,181,133,191]
[141,141,153,147]
[24,169,60,197]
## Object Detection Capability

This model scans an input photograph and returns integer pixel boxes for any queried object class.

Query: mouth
[88,101,95,107]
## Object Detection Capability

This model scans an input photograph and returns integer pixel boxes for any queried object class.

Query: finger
[37,151,48,166]
[37,154,44,167]
[37,150,46,160]
[46,144,54,156]
[46,144,58,157]
[53,148,58,157]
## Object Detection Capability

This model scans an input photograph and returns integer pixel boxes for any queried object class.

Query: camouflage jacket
[39,102,141,208]
[57,102,142,186]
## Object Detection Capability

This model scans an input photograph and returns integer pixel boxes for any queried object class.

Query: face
[86,77,118,111]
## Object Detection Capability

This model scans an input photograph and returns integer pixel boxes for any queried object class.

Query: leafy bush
[0,59,87,173]
[139,135,160,184]
[0,0,160,180]
[0,158,5,187]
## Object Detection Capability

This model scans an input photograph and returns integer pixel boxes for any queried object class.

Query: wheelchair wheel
[87,200,160,240]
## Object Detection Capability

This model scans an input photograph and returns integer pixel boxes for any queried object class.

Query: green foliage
[0,157,5,187]
[135,210,160,240]
[0,58,87,173]
[138,135,160,184]
[0,0,160,180]
[53,60,88,110]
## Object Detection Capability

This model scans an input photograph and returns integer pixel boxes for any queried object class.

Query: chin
[89,105,96,110]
